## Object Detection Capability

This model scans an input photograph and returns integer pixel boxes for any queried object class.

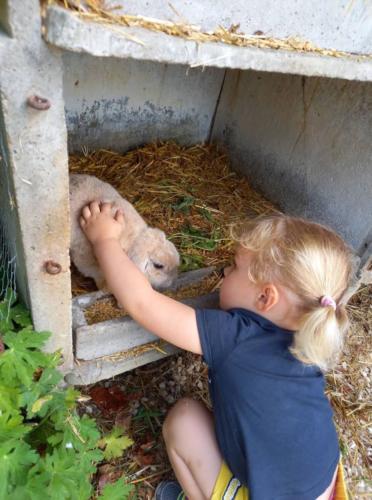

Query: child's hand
[80,201,125,246]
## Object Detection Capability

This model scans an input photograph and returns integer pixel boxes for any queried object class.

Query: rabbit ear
[150,227,166,241]
[137,257,150,274]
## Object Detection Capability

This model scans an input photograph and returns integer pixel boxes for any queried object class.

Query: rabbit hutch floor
[70,141,371,498]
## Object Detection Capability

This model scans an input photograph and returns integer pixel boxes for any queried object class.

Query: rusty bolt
[27,95,51,111]
[44,260,62,275]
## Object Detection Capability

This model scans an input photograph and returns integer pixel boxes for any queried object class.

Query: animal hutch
[0,0,371,385]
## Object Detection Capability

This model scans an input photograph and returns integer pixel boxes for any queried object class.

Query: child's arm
[80,201,202,354]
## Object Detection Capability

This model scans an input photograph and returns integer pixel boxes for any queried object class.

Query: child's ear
[256,284,279,312]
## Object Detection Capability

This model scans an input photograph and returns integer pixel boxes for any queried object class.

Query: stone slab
[45,6,372,82]
[65,342,179,385]
[75,292,219,360]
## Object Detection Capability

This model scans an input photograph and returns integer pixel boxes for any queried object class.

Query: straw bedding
[70,142,371,498]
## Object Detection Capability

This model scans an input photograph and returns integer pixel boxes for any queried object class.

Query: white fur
[69,174,180,290]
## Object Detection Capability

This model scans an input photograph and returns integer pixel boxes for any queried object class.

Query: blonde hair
[232,214,354,371]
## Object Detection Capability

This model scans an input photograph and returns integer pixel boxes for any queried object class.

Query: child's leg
[163,398,223,500]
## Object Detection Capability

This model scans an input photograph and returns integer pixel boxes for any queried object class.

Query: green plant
[179,253,205,272]
[170,224,222,253]
[0,290,133,500]
[132,406,162,435]
[171,196,194,214]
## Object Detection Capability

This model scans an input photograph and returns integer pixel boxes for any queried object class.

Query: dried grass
[326,285,372,498]
[96,339,170,362]
[43,0,372,60]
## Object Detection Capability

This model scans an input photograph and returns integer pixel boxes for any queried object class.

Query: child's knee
[163,398,205,442]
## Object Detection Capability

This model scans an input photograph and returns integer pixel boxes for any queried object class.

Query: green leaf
[31,395,53,414]
[177,224,220,251]
[27,447,94,500]
[99,477,134,500]
[47,413,102,456]
[0,413,31,443]
[22,367,63,418]
[64,387,80,410]
[98,427,133,460]
[0,303,13,333]
[198,207,214,222]
[0,329,52,387]
[0,291,18,332]
[133,406,162,435]
[76,414,102,447]
[0,384,22,416]
[179,253,204,272]
[10,304,32,328]
[171,196,194,214]
[0,440,38,498]
[3,328,51,351]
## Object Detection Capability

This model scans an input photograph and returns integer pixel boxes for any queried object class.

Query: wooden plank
[65,342,179,385]
[75,292,219,360]
[72,266,216,309]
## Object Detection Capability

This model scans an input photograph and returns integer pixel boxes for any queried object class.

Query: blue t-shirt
[196,307,339,500]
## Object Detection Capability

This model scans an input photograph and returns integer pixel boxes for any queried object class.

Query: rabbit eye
[153,262,164,270]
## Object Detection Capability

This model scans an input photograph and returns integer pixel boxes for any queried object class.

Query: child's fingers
[89,200,101,215]
[115,210,125,225]
[82,205,92,219]
[79,216,86,228]
[100,202,113,214]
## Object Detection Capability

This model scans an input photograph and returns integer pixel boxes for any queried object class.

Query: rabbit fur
[69,173,180,291]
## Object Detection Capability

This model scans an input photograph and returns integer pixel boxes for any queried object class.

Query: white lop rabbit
[69,173,180,291]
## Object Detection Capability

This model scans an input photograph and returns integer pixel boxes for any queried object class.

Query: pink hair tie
[320,295,337,311]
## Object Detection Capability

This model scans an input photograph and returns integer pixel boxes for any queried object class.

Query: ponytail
[290,304,349,371]
[233,214,354,371]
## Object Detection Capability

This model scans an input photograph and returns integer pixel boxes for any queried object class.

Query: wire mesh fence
[0,121,17,319]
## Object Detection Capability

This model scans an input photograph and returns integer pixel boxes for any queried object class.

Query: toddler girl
[80,204,352,500]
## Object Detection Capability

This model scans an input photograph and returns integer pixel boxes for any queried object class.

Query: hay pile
[43,0,372,60]
[326,285,372,498]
